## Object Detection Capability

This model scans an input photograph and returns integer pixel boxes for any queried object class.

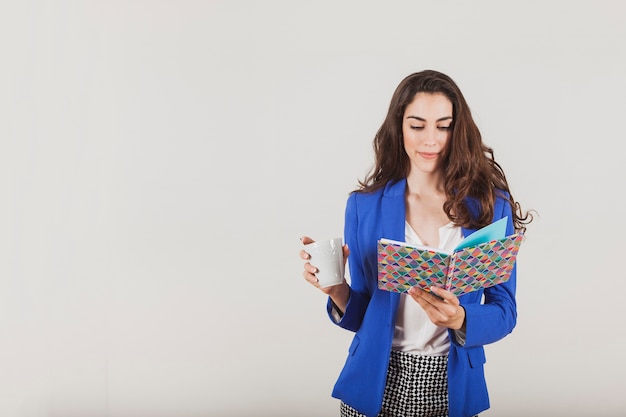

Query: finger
[304,262,318,274]
[410,288,451,315]
[303,270,318,284]
[408,287,461,327]
[299,249,311,260]
[300,236,315,245]
[426,288,463,322]
[429,286,459,306]
[302,268,319,286]
[413,294,450,321]
[408,287,435,308]
[408,287,433,301]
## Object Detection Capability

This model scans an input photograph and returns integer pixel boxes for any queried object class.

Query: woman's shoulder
[346,189,379,210]
[495,188,511,201]
[465,188,510,205]
[348,182,392,201]
[346,185,383,213]
[350,179,405,199]
[463,188,512,221]
[346,180,405,216]
[494,189,513,219]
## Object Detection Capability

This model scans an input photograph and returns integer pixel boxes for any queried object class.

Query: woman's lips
[419,152,438,160]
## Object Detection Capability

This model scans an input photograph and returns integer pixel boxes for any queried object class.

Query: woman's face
[402,92,453,175]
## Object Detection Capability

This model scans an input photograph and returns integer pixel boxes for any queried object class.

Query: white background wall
[1,1,625,416]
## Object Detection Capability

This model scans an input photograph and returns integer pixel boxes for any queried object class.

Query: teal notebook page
[454,216,508,251]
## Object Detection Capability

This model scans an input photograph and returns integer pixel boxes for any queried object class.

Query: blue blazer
[327,179,517,417]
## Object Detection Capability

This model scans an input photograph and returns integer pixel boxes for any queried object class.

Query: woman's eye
[410,126,424,130]
[438,126,452,131]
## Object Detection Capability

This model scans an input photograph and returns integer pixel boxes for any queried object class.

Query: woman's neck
[405,170,445,198]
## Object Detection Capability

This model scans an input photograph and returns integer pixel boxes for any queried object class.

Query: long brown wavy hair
[357,70,532,232]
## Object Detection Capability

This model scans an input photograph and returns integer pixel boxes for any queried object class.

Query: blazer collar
[381,179,407,242]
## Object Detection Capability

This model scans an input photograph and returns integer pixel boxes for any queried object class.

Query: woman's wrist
[327,281,350,313]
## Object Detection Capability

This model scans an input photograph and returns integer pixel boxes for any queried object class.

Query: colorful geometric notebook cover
[377,233,523,296]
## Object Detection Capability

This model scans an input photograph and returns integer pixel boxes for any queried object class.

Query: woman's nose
[422,128,437,145]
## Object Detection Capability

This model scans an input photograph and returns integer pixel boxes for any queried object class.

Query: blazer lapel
[381,180,407,316]
[381,179,407,241]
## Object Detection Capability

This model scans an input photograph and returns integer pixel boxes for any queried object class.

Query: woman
[300,69,532,417]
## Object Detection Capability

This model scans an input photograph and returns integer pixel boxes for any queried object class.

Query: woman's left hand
[408,286,466,330]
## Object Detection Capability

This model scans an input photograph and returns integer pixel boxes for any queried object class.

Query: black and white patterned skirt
[340,350,448,417]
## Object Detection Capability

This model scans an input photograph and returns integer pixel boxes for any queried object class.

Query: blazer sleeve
[453,195,518,348]
[325,192,371,332]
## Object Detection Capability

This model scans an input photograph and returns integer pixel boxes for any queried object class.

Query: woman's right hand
[299,236,351,312]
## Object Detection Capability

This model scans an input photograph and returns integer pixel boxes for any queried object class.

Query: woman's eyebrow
[406,116,453,122]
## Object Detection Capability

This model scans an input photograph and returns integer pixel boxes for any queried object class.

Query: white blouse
[391,221,464,356]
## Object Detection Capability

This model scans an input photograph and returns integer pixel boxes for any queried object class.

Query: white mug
[305,237,345,288]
